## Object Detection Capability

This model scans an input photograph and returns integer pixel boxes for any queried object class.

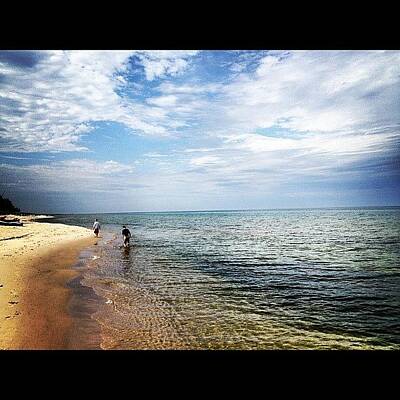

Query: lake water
[50,208,400,349]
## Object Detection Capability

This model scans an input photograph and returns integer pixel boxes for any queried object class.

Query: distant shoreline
[34,205,400,216]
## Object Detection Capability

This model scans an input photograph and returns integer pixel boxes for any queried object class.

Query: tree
[0,195,21,214]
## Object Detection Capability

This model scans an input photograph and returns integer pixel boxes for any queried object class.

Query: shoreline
[0,217,98,349]
[66,247,104,350]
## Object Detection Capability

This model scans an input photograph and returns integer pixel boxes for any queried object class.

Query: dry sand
[0,216,97,349]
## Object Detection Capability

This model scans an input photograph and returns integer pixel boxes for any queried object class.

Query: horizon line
[26,205,400,215]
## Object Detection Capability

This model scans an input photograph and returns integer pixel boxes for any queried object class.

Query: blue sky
[0,50,399,213]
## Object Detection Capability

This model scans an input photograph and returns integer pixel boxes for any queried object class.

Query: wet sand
[0,216,97,349]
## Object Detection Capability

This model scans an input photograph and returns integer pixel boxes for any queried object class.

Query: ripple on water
[54,209,400,349]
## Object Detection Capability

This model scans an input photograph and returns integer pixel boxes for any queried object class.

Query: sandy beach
[0,215,96,349]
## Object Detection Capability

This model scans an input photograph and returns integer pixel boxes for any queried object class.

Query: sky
[0,50,399,213]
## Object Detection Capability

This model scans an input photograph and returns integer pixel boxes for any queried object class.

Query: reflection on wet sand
[81,235,188,349]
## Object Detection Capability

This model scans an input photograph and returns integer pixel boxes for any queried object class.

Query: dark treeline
[0,195,21,214]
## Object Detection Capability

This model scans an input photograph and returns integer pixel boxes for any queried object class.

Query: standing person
[122,225,131,247]
[93,218,101,237]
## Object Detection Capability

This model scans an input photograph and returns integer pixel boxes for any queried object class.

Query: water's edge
[66,243,105,350]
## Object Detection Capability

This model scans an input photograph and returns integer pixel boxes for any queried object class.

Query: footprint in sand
[5,311,20,319]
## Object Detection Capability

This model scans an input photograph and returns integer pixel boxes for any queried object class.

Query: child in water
[122,225,131,247]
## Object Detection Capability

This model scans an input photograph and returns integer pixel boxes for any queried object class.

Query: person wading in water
[122,225,131,247]
[93,218,101,237]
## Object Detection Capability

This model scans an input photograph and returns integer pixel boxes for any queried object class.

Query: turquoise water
[51,208,400,349]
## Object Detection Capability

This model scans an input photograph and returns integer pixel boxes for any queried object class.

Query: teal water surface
[50,208,400,349]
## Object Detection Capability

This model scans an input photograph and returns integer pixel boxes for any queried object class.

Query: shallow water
[52,208,400,349]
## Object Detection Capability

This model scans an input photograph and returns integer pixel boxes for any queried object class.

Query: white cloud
[60,159,135,175]
[134,50,199,80]
[219,50,400,135]
[173,51,400,193]
[190,155,225,167]
[0,50,200,152]
[147,95,178,107]
[171,126,399,199]
[158,82,221,94]
[0,158,138,194]
[223,134,301,153]
[4,50,397,156]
